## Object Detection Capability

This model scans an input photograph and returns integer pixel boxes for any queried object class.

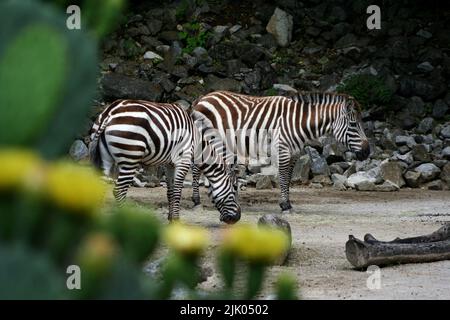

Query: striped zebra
[191,91,370,213]
[88,99,241,223]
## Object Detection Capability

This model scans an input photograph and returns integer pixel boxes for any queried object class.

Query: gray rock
[442,147,450,159]
[416,117,435,134]
[346,171,378,189]
[291,155,310,184]
[395,135,416,148]
[375,180,400,192]
[266,7,293,47]
[425,180,443,190]
[143,51,163,61]
[416,29,432,39]
[404,170,421,188]
[355,180,377,191]
[380,160,405,187]
[101,73,163,101]
[331,173,347,190]
[440,163,450,187]
[411,144,431,162]
[329,163,344,174]
[273,83,297,94]
[258,214,291,265]
[393,151,414,165]
[306,147,330,176]
[146,19,162,35]
[433,100,449,119]
[205,75,242,92]
[311,175,332,185]
[69,140,89,162]
[255,175,273,189]
[417,61,434,73]
[441,126,450,139]
[414,163,441,182]
[322,139,345,164]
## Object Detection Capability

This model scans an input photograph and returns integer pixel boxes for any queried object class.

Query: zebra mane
[290,91,361,112]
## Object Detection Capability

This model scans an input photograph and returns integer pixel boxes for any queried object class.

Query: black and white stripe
[89,99,241,223]
[191,91,370,212]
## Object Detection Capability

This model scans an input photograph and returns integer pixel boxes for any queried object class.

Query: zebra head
[333,97,370,161]
[207,165,241,224]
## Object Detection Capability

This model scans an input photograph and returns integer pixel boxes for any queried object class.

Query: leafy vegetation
[337,74,393,109]
[178,22,210,54]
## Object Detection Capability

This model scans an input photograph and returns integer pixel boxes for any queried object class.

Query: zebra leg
[191,163,201,208]
[113,164,139,203]
[167,161,190,222]
[278,152,293,213]
[165,165,175,216]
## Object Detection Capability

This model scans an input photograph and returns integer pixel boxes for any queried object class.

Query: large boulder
[291,154,310,184]
[101,73,163,101]
[306,147,330,176]
[441,125,450,139]
[380,160,405,187]
[414,163,441,182]
[404,170,421,187]
[266,8,293,47]
[346,171,379,189]
[411,144,431,162]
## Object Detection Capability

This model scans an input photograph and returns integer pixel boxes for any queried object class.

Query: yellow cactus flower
[45,161,107,214]
[78,233,117,274]
[0,149,42,191]
[221,224,289,264]
[164,222,209,256]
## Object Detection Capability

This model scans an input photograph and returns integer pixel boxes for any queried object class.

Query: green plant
[337,74,393,109]
[178,22,210,54]
[265,88,278,96]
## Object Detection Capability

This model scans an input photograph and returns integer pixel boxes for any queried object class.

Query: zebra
[190,90,370,213]
[88,99,241,223]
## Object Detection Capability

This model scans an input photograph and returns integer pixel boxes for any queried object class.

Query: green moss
[337,74,393,109]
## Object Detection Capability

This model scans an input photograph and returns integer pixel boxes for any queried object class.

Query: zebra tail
[89,115,110,171]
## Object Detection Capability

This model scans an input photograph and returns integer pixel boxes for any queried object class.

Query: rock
[393,151,414,165]
[273,83,297,94]
[205,75,242,92]
[322,140,345,164]
[255,175,273,190]
[329,6,347,22]
[69,140,89,162]
[399,77,445,101]
[291,155,310,184]
[258,214,291,265]
[404,170,421,188]
[425,180,443,190]
[331,173,347,190]
[101,73,163,101]
[417,61,434,73]
[143,51,163,61]
[416,29,432,39]
[329,163,344,174]
[433,100,449,119]
[414,163,441,182]
[442,147,450,160]
[375,180,400,192]
[395,135,416,148]
[441,125,450,139]
[440,163,450,187]
[306,147,330,176]
[146,19,162,35]
[346,171,378,189]
[355,180,377,191]
[380,161,405,187]
[416,117,435,134]
[266,8,293,47]
[411,144,431,162]
[311,175,332,185]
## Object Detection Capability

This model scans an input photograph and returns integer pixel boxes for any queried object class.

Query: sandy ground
[123,185,450,300]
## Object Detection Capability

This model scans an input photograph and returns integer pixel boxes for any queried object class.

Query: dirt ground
[124,185,450,300]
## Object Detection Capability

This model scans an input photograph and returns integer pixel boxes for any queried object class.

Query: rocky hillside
[72,0,450,192]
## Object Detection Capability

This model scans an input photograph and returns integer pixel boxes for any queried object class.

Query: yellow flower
[0,149,42,191]
[78,233,117,274]
[164,222,209,256]
[221,224,289,264]
[45,161,107,214]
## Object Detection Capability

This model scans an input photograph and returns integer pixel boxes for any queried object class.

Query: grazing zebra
[191,90,370,213]
[88,99,241,223]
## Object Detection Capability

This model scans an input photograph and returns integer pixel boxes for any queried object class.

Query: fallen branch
[346,223,450,269]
